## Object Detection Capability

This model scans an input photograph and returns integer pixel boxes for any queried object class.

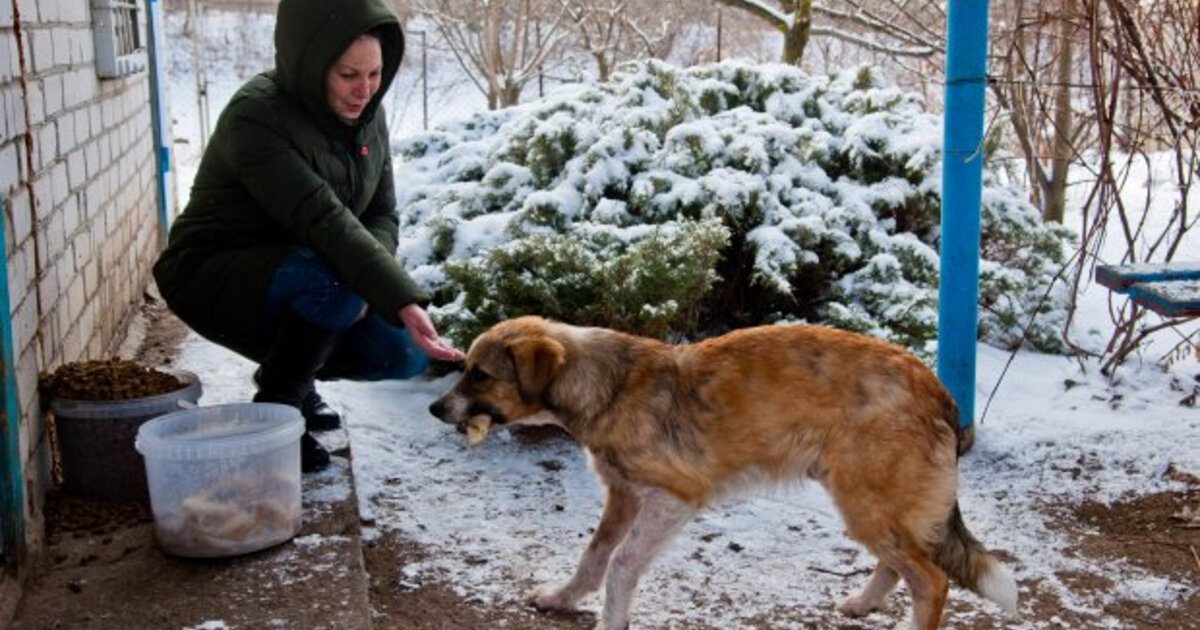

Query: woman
[154,0,463,473]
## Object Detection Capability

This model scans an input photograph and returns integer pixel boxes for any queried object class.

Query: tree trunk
[714,0,808,67]
[1043,15,1076,224]
[782,0,812,65]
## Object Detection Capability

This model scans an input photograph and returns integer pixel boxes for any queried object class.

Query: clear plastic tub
[135,402,305,558]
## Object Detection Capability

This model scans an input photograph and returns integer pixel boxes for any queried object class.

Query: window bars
[92,0,147,79]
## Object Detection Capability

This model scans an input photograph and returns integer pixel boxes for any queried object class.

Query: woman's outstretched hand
[399,304,465,361]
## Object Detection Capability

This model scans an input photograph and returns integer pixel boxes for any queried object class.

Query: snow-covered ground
[161,9,1198,630]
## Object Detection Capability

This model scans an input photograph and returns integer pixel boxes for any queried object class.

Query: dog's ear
[508,336,566,404]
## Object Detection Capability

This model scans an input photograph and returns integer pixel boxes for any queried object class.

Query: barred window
[92,0,147,79]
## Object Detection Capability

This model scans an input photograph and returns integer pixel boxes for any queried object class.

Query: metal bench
[1095,262,1200,318]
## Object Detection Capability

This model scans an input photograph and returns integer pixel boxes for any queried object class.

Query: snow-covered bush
[394,60,1073,354]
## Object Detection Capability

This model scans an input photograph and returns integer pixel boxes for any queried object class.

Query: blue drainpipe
[0,195,25,564]
[146,0,174,243]
[938,0,991,447]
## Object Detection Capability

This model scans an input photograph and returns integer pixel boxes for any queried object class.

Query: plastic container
[50,369,202,503]
[135,402,305,558]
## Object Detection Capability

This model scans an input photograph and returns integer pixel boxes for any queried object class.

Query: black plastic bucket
[50,369,202,503]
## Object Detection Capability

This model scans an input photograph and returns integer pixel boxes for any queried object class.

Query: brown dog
[429,316,1018,630]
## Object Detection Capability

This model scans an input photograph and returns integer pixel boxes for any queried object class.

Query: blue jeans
[260,248,430,380]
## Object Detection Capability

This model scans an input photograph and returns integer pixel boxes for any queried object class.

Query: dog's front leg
[532,481,640,612]
[598,487,694,630]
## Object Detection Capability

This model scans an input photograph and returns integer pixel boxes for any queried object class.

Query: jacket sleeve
[217,99,428,322]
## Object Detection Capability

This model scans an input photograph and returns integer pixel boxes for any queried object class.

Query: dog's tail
[933,503,1018,615]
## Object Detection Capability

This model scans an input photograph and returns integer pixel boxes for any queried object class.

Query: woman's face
[325,35,383,123]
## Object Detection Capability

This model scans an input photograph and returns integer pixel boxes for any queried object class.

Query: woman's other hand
[398,304,465,361]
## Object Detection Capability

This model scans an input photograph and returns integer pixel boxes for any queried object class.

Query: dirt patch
[362,534,592,630]
[1073,489,1199,582]
[131,289,193,369]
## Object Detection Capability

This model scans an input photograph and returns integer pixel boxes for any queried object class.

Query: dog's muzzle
[428,396,506,434]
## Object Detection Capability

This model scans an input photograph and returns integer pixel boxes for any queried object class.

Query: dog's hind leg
[598,486,694,630]
[532,480,640,612]
[895,552,949,630]
[837,561,900,617]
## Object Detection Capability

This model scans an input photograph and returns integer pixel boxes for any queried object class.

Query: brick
[71,229,93,278]
[61,190,80,235]
[66,147,84,190]
[82,257,98,298]
[50,159,67,206]
[0,142,18,188]
[84,140,98,178]
[45,208,65,266]
[96,129,110,166]
[30,173,51,221]
[23,78,44,127]
[6,187,30,246]
[56,111,76,154]
[101,98,114,128]
[88,102,101,137]
[61,1,88,23]
[30,28,53,74]
[0,33,15,82]
[35,0,57,22]
[1,87,16,140]
[84,179,105,224]
[9,262,35,337]
[53,27,71,66]
[4,247,26,308]
[73,107,89,145]
[64,67,95,110]
[75,29,93,66]
[36,123,55,169]
[41,72,62,116]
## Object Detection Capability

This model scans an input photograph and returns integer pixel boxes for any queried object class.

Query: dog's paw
[836,594,883,617]
[529,586,576,612]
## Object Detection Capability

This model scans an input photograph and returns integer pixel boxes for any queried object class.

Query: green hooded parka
[153,0,425,361]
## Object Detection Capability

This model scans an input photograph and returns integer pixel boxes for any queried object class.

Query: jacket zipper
[343,145,361,207]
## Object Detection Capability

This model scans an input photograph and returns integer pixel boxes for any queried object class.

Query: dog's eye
[466,367,490,383]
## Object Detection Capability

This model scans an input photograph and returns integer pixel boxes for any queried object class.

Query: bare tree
[1064,0,1200,374]
[989,0,1090,224]
[558,0,681,81]
[411,0,573,109]
[711,0,942,67]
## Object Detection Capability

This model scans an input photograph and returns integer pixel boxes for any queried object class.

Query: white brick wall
[0,0,167,579]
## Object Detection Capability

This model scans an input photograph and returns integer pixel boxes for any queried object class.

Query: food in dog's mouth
[463,414,493,446]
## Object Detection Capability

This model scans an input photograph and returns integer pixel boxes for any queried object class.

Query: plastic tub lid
[135,402,304,461]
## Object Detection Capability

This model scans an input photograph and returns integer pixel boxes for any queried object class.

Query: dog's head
[429,316,569,433]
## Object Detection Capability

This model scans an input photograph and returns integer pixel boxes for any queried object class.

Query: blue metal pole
[938,0,990,446]
[146,0,174,245]
[0,196,25,565]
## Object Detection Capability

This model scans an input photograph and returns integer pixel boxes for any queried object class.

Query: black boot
[299,432,332,473]
[255,368,343,431]
[254,311,343,473]
[301,390,343,432]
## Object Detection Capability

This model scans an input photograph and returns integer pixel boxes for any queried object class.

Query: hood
[273,0,404,129]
